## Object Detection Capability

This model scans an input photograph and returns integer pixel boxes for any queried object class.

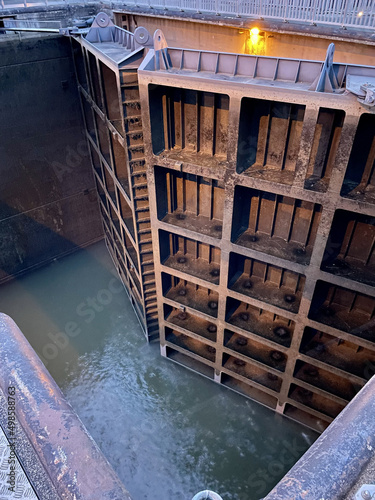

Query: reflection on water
[0,241,317,500]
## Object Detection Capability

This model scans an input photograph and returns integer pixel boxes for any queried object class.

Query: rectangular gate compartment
[228,253,305,313]
[322,209,375,287]
[100,62,124,134]
[155,166,224,239]
[224,329,288,372]
[300,327,375,379]
[159,230,221,284]
[149,85,230,168]
[304,107,345,192]
[236,97,305,184]
[341,113,375,204]
[221,374,278,409]
[284,404,329,432]
[89,142,102,181]
[309,281,375,341]
[72,38,88,91]
[118,190,135,239]
[164,304,218,342]
[111,135,131,197]
[166,346,215,379]
[231,186,321,265]
[222,353,282,392]
[165,327,216,362]
[82,96,96,142]
[293,359,362,401]
[88,51,104,111]
[225,297,295,347]
[162,272,219,317]
[95,114,111,165]
[288,383,345,419]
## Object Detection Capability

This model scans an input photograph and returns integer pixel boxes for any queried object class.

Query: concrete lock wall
[115,11,375,66]
[0,33,103,284]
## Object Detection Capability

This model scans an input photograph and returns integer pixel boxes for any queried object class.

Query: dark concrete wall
[0,33,103,283]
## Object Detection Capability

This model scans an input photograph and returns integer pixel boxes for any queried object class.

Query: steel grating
[0,426,37,500]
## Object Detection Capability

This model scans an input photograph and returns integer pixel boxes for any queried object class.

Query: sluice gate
[69,13,375,432]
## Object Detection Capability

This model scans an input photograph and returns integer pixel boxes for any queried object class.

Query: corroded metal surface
[138,40,375,433]
[0,313,132,500]
[264,375,375,500]
[70,17,375,432]
[71,16,159,340]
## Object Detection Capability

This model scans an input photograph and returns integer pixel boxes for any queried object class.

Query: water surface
[0,241,317,500]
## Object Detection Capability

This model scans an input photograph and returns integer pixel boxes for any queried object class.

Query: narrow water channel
[0,241,317,500]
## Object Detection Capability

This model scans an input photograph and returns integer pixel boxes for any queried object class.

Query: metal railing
[0,0,88,10]
[1,0,374,29]
[129,0,375,28]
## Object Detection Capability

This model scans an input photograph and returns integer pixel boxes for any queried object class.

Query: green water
[0,241,317,500]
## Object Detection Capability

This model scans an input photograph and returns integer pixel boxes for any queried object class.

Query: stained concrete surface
[0,33,103,283]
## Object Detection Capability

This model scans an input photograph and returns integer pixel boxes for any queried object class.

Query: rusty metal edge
[264,375,375,500]
[0,312,132,500]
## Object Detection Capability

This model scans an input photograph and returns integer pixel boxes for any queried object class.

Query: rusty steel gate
[71,13,375,432]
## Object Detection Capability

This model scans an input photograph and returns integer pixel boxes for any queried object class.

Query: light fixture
[250,27,260,36]
[358,11,363,16]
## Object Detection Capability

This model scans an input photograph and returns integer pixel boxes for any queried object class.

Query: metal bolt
[242,279,252,289]
[361,491,372,500]
[273,326,289,338]
[270,350,284,362]
[236,337,248,346]
[355,485,375,500]
[239,312,249,321]
[284,294,295,303]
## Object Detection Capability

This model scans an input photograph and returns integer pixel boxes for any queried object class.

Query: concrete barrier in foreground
[0,312,132,500]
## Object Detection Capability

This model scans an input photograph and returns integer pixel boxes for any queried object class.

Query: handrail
[3,0,373,31]
[129,0,374,29]
[0,313,132,500]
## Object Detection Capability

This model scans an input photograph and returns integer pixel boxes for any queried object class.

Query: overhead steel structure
[70,12,375,431]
